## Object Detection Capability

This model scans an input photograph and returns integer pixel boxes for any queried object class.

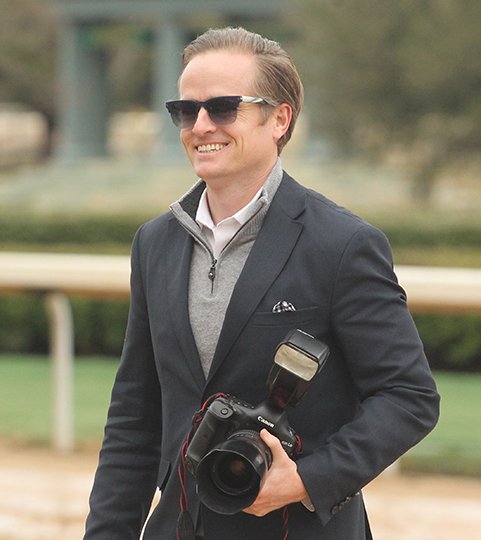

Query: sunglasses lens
[166,96,243,128]
[206,97,240,125]
[167,101,199,128]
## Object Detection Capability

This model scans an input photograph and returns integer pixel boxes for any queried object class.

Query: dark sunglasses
[165,95,269,129]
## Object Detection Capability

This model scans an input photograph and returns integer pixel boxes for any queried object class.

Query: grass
[1,355,480,476]
[0,355,117,445]
[403,372,481,476]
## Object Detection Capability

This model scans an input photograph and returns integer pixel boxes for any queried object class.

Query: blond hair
[182,27,304,154]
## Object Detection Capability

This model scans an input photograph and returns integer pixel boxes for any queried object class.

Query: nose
[191,106,216,134]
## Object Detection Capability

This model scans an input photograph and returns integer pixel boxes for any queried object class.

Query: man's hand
[243,429,308,517]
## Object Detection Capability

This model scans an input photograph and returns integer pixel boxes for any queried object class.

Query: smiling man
[84,27,439,540]
[175,49,290,221]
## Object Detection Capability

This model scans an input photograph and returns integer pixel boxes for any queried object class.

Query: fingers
[243,430,305,517]
[260,429,286,460]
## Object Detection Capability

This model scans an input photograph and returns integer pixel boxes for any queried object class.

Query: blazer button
[330,504,340,515]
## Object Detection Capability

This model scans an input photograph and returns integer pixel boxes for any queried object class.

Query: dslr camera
[185,329,329,515]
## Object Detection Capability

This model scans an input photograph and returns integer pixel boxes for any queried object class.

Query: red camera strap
[176,394,225,540]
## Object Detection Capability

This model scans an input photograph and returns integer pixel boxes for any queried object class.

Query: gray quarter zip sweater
[170,160,283,378]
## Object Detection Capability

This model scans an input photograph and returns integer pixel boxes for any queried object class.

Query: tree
[294,0,481,202]
[0,2,153,160]
[0,0,57,158]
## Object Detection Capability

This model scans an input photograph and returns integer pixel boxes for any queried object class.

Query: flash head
[267,329,329,408]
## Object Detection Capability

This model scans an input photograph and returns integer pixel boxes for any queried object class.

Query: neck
[205,183,259,224]
[204,161,277,224]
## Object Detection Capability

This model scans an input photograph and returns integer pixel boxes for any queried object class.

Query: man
[84,27,439,540]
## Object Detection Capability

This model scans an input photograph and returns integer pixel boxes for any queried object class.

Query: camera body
[185,394,298,476]
[184,329,329,515]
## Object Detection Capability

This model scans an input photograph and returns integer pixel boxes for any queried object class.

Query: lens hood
[196,430,272,515]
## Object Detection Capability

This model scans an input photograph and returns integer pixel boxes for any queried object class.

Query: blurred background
[0,1,480,539]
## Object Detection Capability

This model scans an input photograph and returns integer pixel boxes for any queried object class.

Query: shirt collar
[195,184,263,231]
[195,158,282,231]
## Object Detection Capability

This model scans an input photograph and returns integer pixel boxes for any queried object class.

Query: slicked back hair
[181,27,304,154]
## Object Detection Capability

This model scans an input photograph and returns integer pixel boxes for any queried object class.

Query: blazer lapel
[166,216,206,391]
[206,175,306,383]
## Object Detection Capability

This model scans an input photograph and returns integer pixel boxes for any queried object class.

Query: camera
[184,329,329,515]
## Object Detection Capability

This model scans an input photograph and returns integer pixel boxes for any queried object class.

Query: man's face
[178,50,282,189]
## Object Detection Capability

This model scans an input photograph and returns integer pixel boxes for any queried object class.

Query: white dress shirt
[195,186,264,258]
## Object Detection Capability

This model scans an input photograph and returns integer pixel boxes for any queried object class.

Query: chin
[192,161,225,182]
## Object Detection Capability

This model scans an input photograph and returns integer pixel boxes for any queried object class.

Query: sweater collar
[170,158,283,222]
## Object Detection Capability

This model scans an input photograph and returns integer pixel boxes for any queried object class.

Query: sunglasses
[165,95,269,129]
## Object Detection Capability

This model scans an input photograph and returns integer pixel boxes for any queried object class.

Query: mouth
[196,143,228,153]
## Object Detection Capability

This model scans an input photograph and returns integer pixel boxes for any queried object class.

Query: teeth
[197,143,226,153]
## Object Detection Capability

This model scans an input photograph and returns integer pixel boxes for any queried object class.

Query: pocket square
[272,300,296,313]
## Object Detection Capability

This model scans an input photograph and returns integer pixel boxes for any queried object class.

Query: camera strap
[176,392,294,540]
[176,393,226,540]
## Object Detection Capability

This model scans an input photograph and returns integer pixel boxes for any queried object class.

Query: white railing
[1,251,481,451]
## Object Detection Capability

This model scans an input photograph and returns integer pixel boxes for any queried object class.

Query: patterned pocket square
[272,300,296,313]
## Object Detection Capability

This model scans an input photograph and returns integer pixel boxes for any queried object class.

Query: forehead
[179,50,258,99]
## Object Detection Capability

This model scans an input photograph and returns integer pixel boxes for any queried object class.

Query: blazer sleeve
[296,224,440,526]
[84,226,162,539]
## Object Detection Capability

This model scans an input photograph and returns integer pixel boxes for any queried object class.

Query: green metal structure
[54,0,286,161]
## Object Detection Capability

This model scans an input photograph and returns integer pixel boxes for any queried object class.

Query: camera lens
[196,430,272,515]
[212,453,258,496]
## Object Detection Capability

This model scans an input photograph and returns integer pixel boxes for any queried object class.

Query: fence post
[46,292,74,452]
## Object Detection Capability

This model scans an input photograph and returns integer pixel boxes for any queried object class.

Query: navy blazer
[84,172,439,539]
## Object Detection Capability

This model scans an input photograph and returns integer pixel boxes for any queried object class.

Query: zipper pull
[208,258,217,283]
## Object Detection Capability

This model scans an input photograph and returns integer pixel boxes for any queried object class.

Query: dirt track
[1,443,480,540]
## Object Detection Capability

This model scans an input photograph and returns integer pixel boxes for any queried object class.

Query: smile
[196,143,227,153]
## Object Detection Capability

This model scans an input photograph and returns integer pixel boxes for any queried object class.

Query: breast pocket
[251,306,319,327]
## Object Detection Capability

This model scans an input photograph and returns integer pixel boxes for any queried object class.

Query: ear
[272,103,292,143]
